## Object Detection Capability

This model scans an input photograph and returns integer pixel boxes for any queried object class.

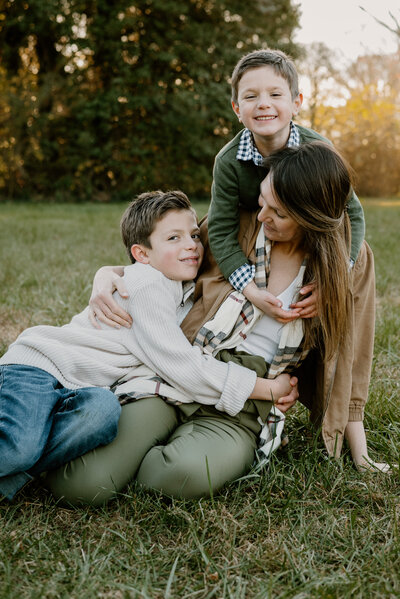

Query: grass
[0,198,399,598]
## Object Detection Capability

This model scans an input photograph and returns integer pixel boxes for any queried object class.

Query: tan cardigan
[181,210,376,457]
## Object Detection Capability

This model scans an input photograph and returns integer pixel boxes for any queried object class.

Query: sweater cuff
[215,361,257,416]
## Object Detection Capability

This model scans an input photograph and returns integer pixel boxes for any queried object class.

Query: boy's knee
[97,391,121,427]
[78,389,121,435]
[81,388,121,416]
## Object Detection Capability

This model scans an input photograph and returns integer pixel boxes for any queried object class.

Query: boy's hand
[89,266,132,329]
[290,283,319,318]
[270,374,298,413]
[243,282,301,323]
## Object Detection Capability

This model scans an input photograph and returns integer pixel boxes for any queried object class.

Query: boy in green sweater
[208,48,366,322]
[91,49,366,329]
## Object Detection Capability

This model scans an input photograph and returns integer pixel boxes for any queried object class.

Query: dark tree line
[0,0,300,201]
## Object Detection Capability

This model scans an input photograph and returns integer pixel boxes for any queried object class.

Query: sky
[294,0,399,60]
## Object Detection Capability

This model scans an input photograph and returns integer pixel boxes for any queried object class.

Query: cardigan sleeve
[122,277,257,416]
[347,189,365,263]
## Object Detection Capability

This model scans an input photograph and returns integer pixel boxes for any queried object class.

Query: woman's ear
[130,244,150,264]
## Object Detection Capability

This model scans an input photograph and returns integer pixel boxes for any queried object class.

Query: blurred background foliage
[0,0,399,201]
[298,42,400,198]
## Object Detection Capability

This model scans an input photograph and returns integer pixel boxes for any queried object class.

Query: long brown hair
[264,142,353,359]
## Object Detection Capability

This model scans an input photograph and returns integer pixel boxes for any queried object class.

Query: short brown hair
[231,48,299,104]
[120,190,195,263]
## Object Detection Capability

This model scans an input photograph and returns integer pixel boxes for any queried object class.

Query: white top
[0,263,256,416]
[237,277,299,363]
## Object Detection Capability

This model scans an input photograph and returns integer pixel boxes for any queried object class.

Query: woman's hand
[356,459,393,474]
[345,420,393,474]
[290,283,319,318]
[89,266,132,329]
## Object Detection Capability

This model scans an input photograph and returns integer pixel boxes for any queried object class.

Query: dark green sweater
[208,125,365,279]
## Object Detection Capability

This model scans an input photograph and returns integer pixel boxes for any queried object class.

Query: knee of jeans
[0,438,41,476]
[79,391,121,432]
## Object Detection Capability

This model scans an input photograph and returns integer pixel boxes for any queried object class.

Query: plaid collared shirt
[229,122,301,291]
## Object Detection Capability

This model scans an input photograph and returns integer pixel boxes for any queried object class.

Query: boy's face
[232,65,302,153]
[136,209,204,281]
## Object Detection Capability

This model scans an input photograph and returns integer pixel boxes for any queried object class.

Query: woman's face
[257,174,303,244]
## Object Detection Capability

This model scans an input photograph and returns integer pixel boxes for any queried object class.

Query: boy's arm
[243,280,303,323]
[347,189,365,264]
[124,276,297,416]
[208,156,251,281]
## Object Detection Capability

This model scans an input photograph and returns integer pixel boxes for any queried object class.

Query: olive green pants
[44,396,265,506]
[44,351,272,506]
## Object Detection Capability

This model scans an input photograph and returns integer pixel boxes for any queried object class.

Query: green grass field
[0,199,399,598]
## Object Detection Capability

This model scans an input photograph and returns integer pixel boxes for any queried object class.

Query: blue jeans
[0,364,121,500]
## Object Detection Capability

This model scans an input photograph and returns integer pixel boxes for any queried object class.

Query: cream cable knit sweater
[0,263,256,416]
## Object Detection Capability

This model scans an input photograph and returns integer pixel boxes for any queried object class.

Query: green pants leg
[44,397,178,506]
[136,413,258,499]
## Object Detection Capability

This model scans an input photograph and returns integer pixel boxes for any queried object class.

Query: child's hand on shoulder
[243,283,301,323]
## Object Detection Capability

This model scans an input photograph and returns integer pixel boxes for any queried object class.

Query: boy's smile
[138,210,204,281]
[232,65,302,155]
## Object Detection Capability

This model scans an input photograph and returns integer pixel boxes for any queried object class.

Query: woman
[45,142,389,506]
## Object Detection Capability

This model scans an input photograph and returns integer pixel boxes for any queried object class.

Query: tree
[296,42,345,130]
[336,53,400,197]
[297,49,400,197]
[360,6,400,42]
[0,0,301,201]
[328,89,400,197]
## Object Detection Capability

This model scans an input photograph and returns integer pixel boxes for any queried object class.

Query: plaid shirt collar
[236,121,300,165]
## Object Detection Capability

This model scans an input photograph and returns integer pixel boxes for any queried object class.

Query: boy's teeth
[257,116,275,120]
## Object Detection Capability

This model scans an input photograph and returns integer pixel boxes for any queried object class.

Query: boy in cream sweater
[0,190,297,500]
